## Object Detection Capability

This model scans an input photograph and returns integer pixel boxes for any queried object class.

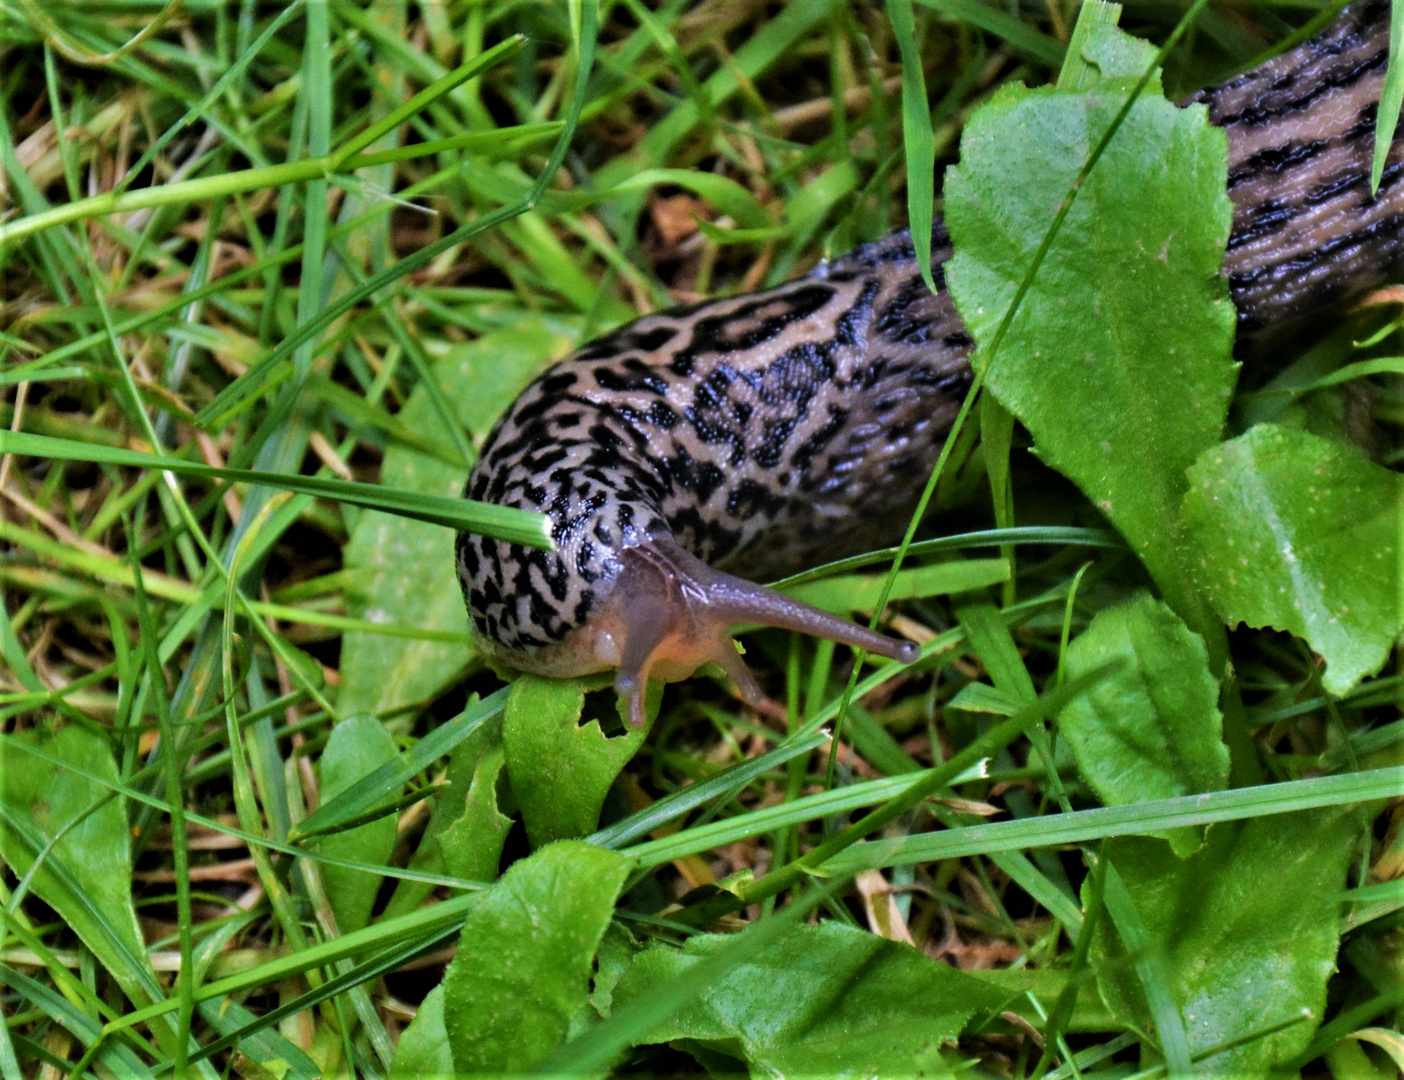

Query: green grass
[1,0,1401,1077]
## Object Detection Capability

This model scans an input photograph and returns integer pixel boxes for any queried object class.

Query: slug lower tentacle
[458,0,1404,726]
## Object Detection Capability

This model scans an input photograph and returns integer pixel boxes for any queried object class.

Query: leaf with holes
[502,675,652,847]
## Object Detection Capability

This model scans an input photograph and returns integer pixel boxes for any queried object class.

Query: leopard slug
[458,0,1403,727]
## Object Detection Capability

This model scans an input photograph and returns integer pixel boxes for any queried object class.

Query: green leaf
[1069,6,1161,83]
[336,384,472,715]
[503,676,651,847]
[1181,423,1401,696]
[435,319,578,438]
[384,717,512,919]
[1094,808,1358,1076]
[1058,0,1126,90]
[0,725,150,1006]
[944,21,1237,634]
[336,321,575,718]
[610,922,1008,1075]
[387,985,453,1080]
[1060,593,1228,856]
[318,714,400,933]
[441,841,631,1074]
[292,689,506,843]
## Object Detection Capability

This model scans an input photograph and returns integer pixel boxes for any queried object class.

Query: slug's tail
[604,539,918,728]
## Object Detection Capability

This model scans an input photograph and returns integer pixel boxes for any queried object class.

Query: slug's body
[459,0,1404,725]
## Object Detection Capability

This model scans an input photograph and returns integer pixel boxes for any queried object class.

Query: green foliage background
[0,0,1400,1077]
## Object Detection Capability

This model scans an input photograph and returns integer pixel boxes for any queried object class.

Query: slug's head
[584,538,918,728]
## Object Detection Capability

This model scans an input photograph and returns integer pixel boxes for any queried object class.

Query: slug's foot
[596,539,917,728]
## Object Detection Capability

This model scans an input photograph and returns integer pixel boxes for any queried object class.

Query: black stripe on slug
[1227,199,1303,251]
[1230,208,1404,290]
[1228,138,1329,187]
[1215,46,1388,128]
[669,283,839,376]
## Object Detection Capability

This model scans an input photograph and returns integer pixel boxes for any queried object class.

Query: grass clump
[1,0,1401,1077]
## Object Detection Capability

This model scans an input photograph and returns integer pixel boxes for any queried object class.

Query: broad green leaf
[335,397,471,715]
[944,21,1237,633]
[388,985,453,1080]
[441,841,631,1074]
[1181,423,1401,696]
[384,716,512,919]
[318,714,400,933]
[589,923,642,1019]
[435,318,579,438]
[1060,593,1228,856]
[783,558,1009,611]
[0,725,149,1004]
[503,675,650,847]
[338,320,573,716]
[610,922,1008,1075]
[292,689,507,842]
[1094,808,1357,1076]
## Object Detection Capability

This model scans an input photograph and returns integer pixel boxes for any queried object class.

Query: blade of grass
[674,667,1119,925]
[100,893,481,1035]
[290,687,508,841]
[818,767,1404,873]
[193,5,600,429]
[1103,862,1193,1074]
[1372,0,1404,192]
[0,533,475,645]
[888,0,939,293]
[0,431,551,547]
[619,757,991,867]
[168,926,462,1072]
[915,0,1065,65]
[106,1,307,203]
[327,36,528,169]
[0,39,529,251]
[588,729,832,849]
[126,515,196,1079]
[0,734,487,891]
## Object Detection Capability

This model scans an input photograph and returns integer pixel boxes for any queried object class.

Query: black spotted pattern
[458,227,971,655]
[461,0,1403,660]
